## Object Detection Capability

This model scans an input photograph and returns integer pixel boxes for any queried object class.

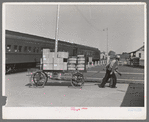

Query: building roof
[128,45,144,54]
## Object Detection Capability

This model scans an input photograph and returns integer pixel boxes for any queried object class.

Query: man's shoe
[98,84,105,88]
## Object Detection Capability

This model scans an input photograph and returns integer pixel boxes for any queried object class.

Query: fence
[86,59,130,69]
[86,60,107,68]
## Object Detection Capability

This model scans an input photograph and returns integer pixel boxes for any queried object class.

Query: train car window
[7,45,11,52]
[37,47,39,53]
[18,46,22,52]
[24,46,27,52]
[28,47,31,52]
[14,45,18,52]
[33,47,36,53]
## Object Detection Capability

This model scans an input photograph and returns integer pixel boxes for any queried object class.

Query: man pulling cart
[98,55,122,88]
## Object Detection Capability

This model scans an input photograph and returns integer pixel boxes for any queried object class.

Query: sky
[4,3,146,54]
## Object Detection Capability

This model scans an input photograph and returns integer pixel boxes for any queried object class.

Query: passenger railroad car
[5,30,100,73]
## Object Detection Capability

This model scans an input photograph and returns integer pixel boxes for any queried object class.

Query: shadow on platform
[25,81,72,87]
[121,83,144,107]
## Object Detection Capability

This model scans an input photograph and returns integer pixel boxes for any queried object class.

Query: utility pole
[103,28,109,64]
[55,5,60,52]
[107,28,108,56]
[103,28,108,56]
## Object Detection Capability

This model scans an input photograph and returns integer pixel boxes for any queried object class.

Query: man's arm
[110,60,116,74]
[115,69,122,76]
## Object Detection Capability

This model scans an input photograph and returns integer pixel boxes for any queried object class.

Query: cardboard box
[43,49,50,54]
[54,58,63,64]
[49,52,58,58]
[78,60,85,63]
[58,52,69,58]
[63,62,67,70]
[77,64,84,68]
[43,54,49,58]
[43,63,53,70]
[54,63,63,70]
[69,58,77,61]
[68,64,75,68]
[63,62,68,65]
[77,67,84,70]
[78,57,85,61]
[68,60,76,64]
[53,63,68,70]
[43,58,53,63]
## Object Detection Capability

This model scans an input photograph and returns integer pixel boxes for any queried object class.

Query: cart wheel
[71,72,85,87]
[33,71,48,86]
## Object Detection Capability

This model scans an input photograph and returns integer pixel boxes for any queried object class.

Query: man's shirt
[107,59,118,72]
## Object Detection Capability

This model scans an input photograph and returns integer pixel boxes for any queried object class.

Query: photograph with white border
[2,2,147,119]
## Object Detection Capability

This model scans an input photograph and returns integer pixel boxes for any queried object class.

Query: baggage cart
[30,54,87,88]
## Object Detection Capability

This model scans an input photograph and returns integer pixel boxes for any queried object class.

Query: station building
[128,45,144,66]
[100,52,106,60]
[128,45,144,60]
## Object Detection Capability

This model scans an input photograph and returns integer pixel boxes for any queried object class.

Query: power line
[74,5,102,32]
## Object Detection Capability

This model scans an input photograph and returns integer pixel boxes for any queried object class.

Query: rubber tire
[71,72,85,87]
[33,71,48,86]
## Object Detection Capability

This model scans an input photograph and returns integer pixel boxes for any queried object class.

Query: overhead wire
[74,5,105,49]
[74,5,102,33]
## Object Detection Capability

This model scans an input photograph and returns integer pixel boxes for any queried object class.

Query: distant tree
[121,52,129,59]
[108,50,116,55]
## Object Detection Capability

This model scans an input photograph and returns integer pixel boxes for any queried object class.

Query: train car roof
[6,30,55,42]
[6,30,100,51]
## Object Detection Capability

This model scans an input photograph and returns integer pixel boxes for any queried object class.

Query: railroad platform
[4,65,144,107]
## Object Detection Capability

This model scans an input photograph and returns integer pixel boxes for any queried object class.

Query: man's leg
[109,77,113,87]
[99,69,111,87]
[110,73,117,88]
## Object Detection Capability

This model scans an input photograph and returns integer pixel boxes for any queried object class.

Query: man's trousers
[100,69,117,87]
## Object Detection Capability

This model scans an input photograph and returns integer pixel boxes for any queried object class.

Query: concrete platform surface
[4,64,144,107]
[5,72,128,107]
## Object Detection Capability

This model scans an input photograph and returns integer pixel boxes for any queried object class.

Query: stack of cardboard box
[57,52,68,70]
[42,49,68,70]
[68,57,77,70]
[77,55,85,70]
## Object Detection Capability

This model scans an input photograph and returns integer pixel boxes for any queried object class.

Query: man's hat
[116,55,120,59]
